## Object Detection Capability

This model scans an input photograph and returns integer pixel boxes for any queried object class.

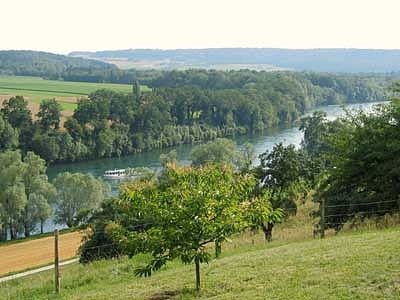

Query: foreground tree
[107,165,257,291]
[53,172,110,227]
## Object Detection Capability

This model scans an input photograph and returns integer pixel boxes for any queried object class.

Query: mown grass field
[1,227,399,300]
[0,76,150,112]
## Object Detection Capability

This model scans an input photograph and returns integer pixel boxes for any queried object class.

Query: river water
[39,101,384,234]
[47,101,383,180]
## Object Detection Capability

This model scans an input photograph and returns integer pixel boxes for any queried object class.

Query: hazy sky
[2,0,400,54]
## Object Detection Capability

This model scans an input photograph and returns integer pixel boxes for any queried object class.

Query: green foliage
[0,50,115,79]
[107,165,259,290]
[0,151,55,240]
[37,99,62,130]
[79,198,123,263]
[3,228,400,299]
[316,101,400,230]
[236,143,256,173]
[0,96,32,129]
[0,70,389,165]
[256,143,311,240]
[159,150,177,167]
[53,172,110,228]
[0,113,19,150]
[190,138,237,167]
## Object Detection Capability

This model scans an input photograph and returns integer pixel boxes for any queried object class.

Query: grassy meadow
[0,76,150,112]
[0,227,398,300]
[1,197,399,300]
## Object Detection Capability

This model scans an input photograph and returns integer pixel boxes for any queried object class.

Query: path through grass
[1,227,399,300]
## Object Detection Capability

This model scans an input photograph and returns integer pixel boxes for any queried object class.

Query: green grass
[0,76,151,111]
[1,227,399,300]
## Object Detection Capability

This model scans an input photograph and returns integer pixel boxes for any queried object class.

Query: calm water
[38,101,384,234]
[47,101,384,180]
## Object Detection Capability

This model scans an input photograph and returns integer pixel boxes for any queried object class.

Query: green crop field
[1,227,399,300]
[0,76,150,112]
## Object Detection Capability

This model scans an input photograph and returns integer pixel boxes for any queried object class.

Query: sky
[1,0,400,54]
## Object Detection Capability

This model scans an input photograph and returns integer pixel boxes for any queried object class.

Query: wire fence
[1,198,399,294]
[316,198,400,237]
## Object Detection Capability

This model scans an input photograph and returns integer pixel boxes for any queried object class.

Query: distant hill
[0,50,116,79]
[70,48,400,73]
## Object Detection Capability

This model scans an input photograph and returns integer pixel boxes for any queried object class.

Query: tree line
[0,150,109,241]
[0,70,389,164]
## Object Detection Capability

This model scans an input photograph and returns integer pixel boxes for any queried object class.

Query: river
[47,101,384,180]
[40,101,384,234]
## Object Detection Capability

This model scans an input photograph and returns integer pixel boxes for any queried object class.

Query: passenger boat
[103,169,127,179]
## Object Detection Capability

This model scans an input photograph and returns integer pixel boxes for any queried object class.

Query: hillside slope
[1,228,399,300]
[0,50,116,79]
[70,48,400,73]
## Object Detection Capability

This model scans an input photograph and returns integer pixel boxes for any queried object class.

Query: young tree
[256,143,307,241]
[244,192,284,242]
[53,172,110,227]
[107,165,256,291]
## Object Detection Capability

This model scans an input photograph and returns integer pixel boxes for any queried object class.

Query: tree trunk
[40,220,44,234]
[215,241,221,258]
[262,223,274,242]
[195,257,201,291]
[0,225,7,241]
[10,223,16,240]
[24,223,31,238]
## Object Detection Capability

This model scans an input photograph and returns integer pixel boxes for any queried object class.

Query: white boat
[103,169,127,179]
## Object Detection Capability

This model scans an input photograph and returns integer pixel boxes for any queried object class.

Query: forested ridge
[0,50,116,79]
[70,47,400,73]
[0,70,389,164]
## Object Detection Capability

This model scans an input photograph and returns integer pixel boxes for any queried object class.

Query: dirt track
[0,231,84,276]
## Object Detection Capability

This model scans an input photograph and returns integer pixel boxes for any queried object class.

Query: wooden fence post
[54,229,60,294]
[320,199,326,239]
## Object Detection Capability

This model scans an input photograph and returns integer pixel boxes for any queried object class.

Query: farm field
[0,227,399,300]
[0,76,150,112]
[0,231,84,277]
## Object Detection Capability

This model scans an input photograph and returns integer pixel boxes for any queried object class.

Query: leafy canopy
[107,165,271,290]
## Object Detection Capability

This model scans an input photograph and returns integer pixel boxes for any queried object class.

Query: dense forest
[0,50,116,79]
[0,69,389,164]
[1,50,398,86]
